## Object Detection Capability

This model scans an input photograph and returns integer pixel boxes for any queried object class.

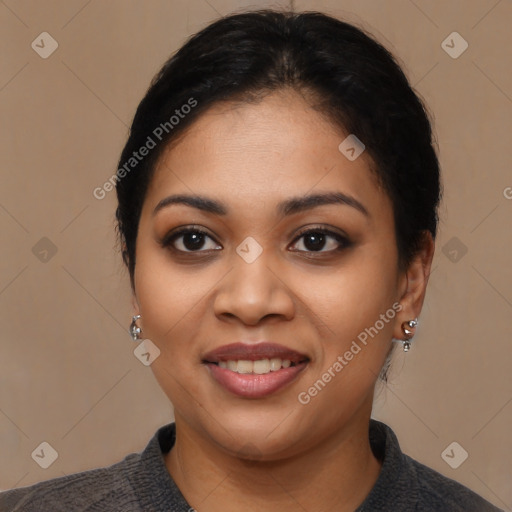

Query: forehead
[145,90,388,218]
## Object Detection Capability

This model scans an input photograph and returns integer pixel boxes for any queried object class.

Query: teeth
[270,358,282,371]
[253,359,270,374]
[217,358,295,374]
[237,360,253,374]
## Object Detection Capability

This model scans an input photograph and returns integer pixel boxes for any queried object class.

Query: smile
[216,358,296,374]
[203,342,309,398]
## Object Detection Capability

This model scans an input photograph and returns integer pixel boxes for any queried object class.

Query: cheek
[297,266,397,426]
[133,244,209,354]
[304,243,398,397]
[313,245,398,329]
[133,251,210,409]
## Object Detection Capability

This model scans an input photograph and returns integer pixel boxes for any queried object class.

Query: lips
[203,342,308,363]
[202,342,309,399]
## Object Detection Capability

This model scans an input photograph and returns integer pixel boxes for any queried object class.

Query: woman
[0,9,503,512]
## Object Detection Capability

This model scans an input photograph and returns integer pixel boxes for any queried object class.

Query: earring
[130,314,142,341]
[400,318,418,352]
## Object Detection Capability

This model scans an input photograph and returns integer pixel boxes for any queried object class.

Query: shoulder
[363,420,504,512]
[404,454,504,512]
[0,423,182,512]
[0,452,141,512]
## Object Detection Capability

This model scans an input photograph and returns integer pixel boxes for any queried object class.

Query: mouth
[213,358,301,374]
[202,342,310,398]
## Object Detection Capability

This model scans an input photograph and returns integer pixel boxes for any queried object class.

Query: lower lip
[206,362,308,398]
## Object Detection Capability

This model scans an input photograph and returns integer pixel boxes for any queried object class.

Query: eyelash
[161,224,351,255]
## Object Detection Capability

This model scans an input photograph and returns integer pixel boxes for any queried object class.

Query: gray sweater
[0,419,503,511]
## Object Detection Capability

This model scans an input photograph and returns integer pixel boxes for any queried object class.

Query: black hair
[115,9,442,380]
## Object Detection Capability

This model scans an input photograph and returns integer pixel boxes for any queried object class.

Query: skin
[132,88,435,512]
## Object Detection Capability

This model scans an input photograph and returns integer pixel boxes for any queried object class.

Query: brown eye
[290,228,350,253]
[162,227,222,253]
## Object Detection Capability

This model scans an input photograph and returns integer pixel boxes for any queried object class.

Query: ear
[393,231,435,340]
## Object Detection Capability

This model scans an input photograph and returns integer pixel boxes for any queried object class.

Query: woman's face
[134,90,412,459]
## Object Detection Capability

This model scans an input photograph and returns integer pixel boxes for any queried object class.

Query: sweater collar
[355,419,417,510]
[132,418,410,511]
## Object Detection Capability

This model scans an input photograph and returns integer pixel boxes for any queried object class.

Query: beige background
[1,0,511,509]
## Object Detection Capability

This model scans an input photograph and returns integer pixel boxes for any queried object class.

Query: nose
[213,251,295,326]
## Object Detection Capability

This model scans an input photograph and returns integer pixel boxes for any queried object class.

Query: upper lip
[203,342,309,363]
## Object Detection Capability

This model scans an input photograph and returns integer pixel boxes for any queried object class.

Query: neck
[164,404,382,512]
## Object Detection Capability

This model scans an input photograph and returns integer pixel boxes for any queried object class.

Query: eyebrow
[152,191,370,218]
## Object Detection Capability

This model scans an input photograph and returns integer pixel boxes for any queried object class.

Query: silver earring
[400,318,418,352]
[130,314,142,341]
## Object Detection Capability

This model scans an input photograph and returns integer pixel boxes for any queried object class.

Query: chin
[196,408,308,460]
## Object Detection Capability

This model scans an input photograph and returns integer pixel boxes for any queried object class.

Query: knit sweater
[0,419,503,511]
